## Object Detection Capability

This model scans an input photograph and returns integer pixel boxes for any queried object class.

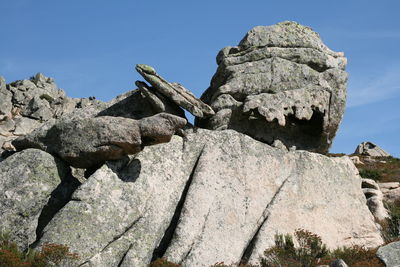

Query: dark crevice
[117,244,133,267]
[100,216,143,253]
[150,147,205,262]
[30,167,81,249]
[239,176,291,265]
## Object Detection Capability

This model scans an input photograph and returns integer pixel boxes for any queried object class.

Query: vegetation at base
[359,169,382,181]
[381,199,400,243]
[0,232,78,267]
[150,229,387,267]
[356,156,400,182]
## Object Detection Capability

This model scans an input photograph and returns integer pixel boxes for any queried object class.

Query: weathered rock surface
[361,178,389,221]
[136,64,214,118]
[377,241,400,267]
[12,113,186,168]
[0,149,78,250]
[35,129,382,267]
[354,141,391,157]
[196,21,348,153]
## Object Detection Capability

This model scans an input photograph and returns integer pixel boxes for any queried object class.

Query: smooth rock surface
[197,21,348,153]
[12,113,187,168]
[36,129,383,267]
[377,241,400,267]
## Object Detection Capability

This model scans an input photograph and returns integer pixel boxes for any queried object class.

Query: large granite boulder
[12,113,187,168]
[0,149,79,250]
[196,21,348,153]
[36,129,383,267]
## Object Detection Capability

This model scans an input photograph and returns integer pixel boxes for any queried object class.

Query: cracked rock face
[196,21,348,153]
[36,129,383,267]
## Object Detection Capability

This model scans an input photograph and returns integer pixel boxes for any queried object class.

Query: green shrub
[359,169,382,181]
[0,232,78,267]
[381,199,400,243]
[261,229,328,267]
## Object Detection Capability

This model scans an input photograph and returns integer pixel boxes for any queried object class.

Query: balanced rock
[36,129,383,267]
[354,141,391,157]
[196,21,348,153]
[136,64,215,118]
[12,113,186,168]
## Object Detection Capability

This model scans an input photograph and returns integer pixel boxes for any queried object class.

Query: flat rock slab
[136,64,214,118]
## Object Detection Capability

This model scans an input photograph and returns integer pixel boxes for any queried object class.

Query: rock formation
[0,21,389,267]
[12,113,187,168]
[196,21,348,153]
[377,241,400,267]
[354,141,391,157]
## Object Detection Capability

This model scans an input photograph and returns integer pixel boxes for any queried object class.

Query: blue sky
[1,0,399,156]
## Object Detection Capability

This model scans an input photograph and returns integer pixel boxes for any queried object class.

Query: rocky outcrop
[34,129,382,267]
[0,73,106,156]
[136,64,214,118]
[354,141,391,157]
[12,113,186,168]
[377,241,400,267]
[196,21,348,153]
[0,149,79,250]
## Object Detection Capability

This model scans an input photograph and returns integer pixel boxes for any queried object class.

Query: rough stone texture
[354,141,391,157]
[377,241,400,267]
[136,64,215,118]
[36,129,382,267]
[0,149,78,249]
[12,113,187,168]
[196,21,348,153]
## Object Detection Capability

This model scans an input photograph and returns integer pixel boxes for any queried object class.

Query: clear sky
[1,0,399,157]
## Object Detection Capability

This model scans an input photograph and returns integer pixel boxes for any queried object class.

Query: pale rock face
[36,129,383,267]
[0,149,78,250]
[196,21,348,153]
[354,141,391,157]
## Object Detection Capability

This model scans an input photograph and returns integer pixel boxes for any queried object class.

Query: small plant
[261,229,328,267]
[0,232,78,267]
[321,245,384,267]
[149,258,181,267]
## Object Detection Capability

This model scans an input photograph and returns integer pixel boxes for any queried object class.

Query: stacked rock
[196,21,348,153]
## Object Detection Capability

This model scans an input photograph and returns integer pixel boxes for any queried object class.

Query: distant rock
[354,141,391,157]
[377,241,400,267]
[196,21,348,153]
[12,113,186,168]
